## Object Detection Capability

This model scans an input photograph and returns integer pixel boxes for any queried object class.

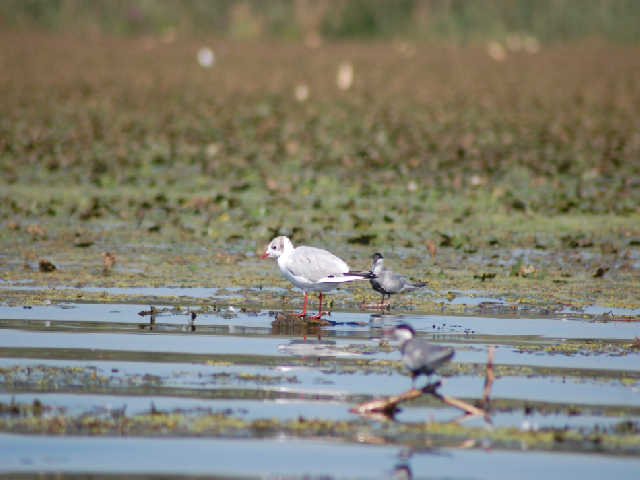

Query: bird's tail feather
[318,271,377,283]
[348,270,377,279]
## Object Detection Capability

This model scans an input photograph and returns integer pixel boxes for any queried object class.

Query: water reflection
[138,313,156,331]
[278,339,362,357]
[392,463,412,480]
[391,440,477,478]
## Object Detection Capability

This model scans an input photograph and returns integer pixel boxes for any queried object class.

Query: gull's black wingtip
[347,270,377,279]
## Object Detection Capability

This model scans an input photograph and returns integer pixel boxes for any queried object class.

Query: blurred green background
[2,0,640,44]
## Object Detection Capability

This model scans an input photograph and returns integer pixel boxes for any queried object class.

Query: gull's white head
[259,236,291,260]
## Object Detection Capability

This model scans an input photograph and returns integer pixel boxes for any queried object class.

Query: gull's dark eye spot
[272,245,276,249]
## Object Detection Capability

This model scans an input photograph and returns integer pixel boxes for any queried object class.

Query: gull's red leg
[307,293,324,320]
[291,292,308,317]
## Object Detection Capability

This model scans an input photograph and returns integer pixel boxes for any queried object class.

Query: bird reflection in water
[187,311,197,331]
[278,338,362,359]
[392,463,412,480]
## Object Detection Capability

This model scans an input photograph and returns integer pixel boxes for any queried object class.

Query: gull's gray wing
[286,246,350,282]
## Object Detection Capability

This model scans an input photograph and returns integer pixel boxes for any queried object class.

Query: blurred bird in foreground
[388,323,454,390]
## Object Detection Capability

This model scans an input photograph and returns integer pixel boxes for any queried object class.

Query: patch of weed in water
[515,342,640,357]
[2,399,640,454]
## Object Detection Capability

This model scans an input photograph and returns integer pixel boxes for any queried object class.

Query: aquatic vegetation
[2,398,640,454]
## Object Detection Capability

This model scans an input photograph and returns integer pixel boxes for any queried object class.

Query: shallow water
[1,298,639,477]
[1,434,639,479]
[3,282,639,315]
[3,301,640,337]
[2,323,640,372]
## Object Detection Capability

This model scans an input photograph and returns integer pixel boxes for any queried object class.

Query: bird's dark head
[371,253,385,274]
[393,323,415,342]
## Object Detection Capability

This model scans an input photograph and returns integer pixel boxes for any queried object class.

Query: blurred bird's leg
[424,374,433,388]
[410,373,418,391]
[291,292,308,317]
[377,294,389,308]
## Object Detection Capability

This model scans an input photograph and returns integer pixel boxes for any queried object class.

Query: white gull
[259,236,375,319]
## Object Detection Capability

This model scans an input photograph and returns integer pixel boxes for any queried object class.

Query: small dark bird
[370,253,427,305]
[390,323,454,389]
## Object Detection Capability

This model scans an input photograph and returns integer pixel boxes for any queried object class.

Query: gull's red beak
[259,253,269,261]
